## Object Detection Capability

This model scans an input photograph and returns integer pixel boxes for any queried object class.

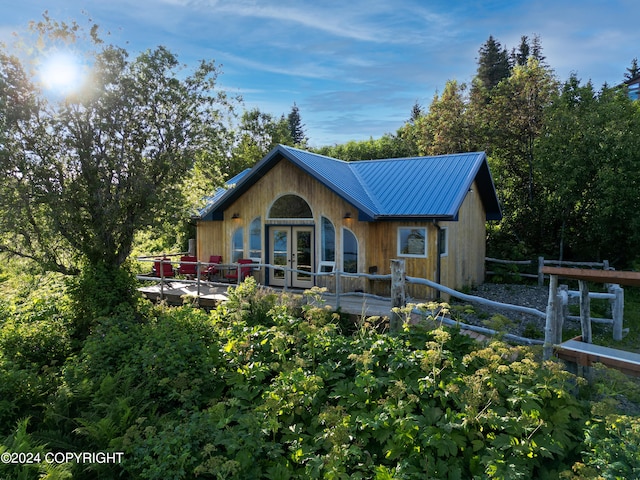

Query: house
[195,145,501,298]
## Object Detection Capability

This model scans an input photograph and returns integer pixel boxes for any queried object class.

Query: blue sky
[1,0,638,146]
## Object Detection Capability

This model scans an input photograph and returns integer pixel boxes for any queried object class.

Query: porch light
[343,212,352,220]
[232,212,240,219]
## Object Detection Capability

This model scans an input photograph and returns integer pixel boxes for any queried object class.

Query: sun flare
[39,51,84,95]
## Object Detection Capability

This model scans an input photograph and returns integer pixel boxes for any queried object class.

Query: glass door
[270,228,289,287]
[269,226,314,288]
[292,227,314,289]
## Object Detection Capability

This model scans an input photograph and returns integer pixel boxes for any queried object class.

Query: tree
[536,78,640,265]
[475,35,511,92]
[287,102,307,146]
[414,80,474,155]
[482,58,558,255]
[224,108,293,176]
[625,57,640,81]
[0,16,235,323]
[314,133,414,161]
[511,35,530,67]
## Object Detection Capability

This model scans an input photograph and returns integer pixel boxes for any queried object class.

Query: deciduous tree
[0,16,235,322]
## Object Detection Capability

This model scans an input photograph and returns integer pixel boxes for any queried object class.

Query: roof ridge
[348,162,384,213]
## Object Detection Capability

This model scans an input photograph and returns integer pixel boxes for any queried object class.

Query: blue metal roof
[197,145,501,221]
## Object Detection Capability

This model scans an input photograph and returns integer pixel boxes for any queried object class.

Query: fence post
[390,259,406,333]
[579,280,592,344]
[612,285,624,341]
[538,256,545,286]
[543,274,559,360]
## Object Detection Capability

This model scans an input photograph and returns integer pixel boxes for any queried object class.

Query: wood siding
[196,158,488,298]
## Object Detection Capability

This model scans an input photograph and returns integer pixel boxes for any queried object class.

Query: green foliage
[314,132,416,161]
[2,277,639,479]
[0,418,73,480]
[0,16,236,276]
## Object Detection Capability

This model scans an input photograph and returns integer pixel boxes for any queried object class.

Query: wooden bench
[555,338,640,377]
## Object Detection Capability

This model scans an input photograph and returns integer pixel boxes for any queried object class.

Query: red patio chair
[225,259,253,283]
[153,257,175,278]
[204,255,223,281]
[178,255,198,278]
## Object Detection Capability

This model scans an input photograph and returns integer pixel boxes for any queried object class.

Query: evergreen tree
[475,35,511,91]
[409,101,423,124]
[287,102,307,146]
[511,35,530,67]
[625,57,640,81]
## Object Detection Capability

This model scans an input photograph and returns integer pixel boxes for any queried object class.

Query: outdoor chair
[177,255,198,279]
[204,255,223,281]
[153,257,175,278]
[225,259,253,283]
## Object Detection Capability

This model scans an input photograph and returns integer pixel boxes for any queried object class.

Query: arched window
[231,227,244,262]
[342,228,358,273]
[249,217,262,261]
[268,194,313,219]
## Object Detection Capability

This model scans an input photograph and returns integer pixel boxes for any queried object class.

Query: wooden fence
[486,256,611,285]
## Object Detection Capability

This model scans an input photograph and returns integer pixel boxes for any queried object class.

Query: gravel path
[449,283,550,339]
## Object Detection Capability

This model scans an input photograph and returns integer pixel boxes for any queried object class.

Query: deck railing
[136,257,625,346]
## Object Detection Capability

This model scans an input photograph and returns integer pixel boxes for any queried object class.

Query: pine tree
[287,102,307,146]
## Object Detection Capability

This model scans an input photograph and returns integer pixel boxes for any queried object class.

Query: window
[321,216,335,263]
[249,217,262,261]
[268,194,313,219]
[398,227,427,258]
[342,228,358,273]
[231,227,244,262]
[439,227,448,256]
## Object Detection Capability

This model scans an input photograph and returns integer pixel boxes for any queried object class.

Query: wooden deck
[138,281,495,344]
[138,281,396,317]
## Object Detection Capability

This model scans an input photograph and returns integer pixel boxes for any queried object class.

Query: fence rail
[136,257,624,346]
[486,256,611,285]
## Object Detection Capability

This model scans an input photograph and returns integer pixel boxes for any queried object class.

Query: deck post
[543,274,559,360]
[335,270,341,310]
[579,280,592,344]
[390,259,406,333]
[612,285,624,341]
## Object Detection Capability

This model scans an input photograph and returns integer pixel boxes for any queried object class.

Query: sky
[1,0,639,147]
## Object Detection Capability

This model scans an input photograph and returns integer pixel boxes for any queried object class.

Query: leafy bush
[3,277,638,479]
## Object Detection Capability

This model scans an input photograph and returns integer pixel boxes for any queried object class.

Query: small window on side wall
[342,228,358,273]
[397,227,427,258]
[439,227,448,257]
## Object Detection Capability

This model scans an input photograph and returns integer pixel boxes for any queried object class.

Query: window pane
[232,227,244,262]
[249,217,261,259]
[439,228,448,256]
[398,227,427,257]
[343,229,358,273]
[269,194,313,218]
[321,217,335,262]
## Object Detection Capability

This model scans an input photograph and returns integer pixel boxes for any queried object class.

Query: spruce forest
[1,17,640,480]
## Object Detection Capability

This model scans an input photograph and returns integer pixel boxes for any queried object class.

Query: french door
[269,226,314,289]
